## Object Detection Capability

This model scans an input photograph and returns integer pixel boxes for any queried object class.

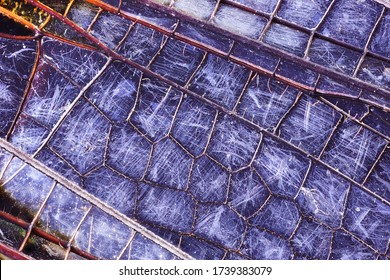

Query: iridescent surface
[0,0,389,260]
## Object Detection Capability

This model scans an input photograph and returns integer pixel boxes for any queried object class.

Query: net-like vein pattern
[0,0,389,260]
